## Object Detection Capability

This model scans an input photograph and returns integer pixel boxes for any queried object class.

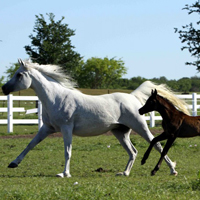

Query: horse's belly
[73,123,116,137]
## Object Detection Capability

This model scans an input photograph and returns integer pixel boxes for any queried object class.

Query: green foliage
[75,57,127,89]
[1,134,200,199]
[107,76,200,92]
[24,13,82,75]
[5,63,20,80]
[0,76,5,87]
[175,1,200,70]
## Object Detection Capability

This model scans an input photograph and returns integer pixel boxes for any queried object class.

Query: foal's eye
[149,100,155,105]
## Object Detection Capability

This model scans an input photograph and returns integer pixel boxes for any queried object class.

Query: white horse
[2,59,179,177]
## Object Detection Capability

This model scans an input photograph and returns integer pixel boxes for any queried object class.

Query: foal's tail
[131,81,191,115]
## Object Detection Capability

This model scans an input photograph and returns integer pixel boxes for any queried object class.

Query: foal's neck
[157,96,179,120]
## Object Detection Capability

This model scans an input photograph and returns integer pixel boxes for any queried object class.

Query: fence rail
[0,94,42,133]
[0,93,200,133]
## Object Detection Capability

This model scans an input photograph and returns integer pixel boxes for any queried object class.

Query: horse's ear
[18,59,25,67]
[154,89,157,96]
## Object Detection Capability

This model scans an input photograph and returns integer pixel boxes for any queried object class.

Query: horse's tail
[131,81,191,115]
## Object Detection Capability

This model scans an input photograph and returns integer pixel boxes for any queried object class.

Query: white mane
[24,61,77,89]
[132,81,191,115]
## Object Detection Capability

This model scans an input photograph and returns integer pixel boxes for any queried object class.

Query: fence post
[38,99,43,129]
[150,111,155,127]
[7,94,13,133]
[192,93,197,116]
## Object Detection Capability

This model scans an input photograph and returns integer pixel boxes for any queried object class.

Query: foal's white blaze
[2,60,180,177]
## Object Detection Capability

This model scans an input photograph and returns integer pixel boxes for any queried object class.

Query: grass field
[1,133,200,200]
[1,88,200,199]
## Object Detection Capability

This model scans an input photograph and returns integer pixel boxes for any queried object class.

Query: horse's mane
[24,61,77,90]
[157,94,187,114]
[132,81,191,115]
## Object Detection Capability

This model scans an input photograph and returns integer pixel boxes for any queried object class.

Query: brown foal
[139,89,200,176]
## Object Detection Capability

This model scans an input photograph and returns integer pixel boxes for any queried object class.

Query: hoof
[171,171,178,176]
[56,173,71,178]
[170,161,178,176]
[151,170,156,176]
[8,162,18,168]
[116,172,128,176]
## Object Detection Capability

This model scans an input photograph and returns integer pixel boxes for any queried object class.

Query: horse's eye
[17,73,22,77]
[16,73,23,81]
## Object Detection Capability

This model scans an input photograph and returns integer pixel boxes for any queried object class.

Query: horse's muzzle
[2,84,10,95]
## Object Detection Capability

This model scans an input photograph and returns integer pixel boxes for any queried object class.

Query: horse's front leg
[8,125,54,168]
[141,132,168,165]
[151,136,176,176]
[56,125,73,178]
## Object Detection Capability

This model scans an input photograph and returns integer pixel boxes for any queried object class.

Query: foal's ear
[18,59,25,67]
[152,89,157,97]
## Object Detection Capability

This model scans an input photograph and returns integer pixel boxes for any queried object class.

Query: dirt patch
[0,129,162,139]
[0,132,62,139]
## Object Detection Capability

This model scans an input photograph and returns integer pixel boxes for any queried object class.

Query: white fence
[0,93,200,133]
[0,94,43,133]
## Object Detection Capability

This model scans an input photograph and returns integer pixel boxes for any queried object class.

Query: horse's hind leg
[112,127,137,176]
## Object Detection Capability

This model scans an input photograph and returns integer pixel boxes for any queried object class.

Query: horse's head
[2,59,32,95]
[139,89,158,115]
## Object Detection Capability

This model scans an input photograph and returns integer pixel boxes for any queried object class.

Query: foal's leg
[151,136,176,176]
[141,132,168,165]
[8,125,54,168]
[130,117,177,175]
[112,128,138,176]
[56,125,73,178]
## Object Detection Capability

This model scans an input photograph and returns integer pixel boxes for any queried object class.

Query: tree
[175,2,200,70]
[0,76,5,87]
[75,57,127,89]
[5,63,20,80]
[24,13,82,75]
[177,78,192,92]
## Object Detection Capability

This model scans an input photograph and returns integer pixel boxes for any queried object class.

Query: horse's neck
[30,71,66,105]
[157,98,178,121]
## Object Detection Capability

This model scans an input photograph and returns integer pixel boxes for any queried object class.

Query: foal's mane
[24,61,77,89]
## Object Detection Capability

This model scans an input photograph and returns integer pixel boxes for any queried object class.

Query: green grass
[1,134,200,199]
[0,125,38,136]
[0,88,200,199]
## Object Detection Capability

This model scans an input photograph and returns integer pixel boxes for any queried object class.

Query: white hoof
[116,172,129,176]
[170,161,178,176]
[56,173,71,178]
[171,171,178,176]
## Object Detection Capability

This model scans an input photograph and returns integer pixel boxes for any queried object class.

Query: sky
[0,0,199,81]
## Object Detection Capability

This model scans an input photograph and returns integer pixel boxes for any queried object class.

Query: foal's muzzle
[138,108,144,115]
